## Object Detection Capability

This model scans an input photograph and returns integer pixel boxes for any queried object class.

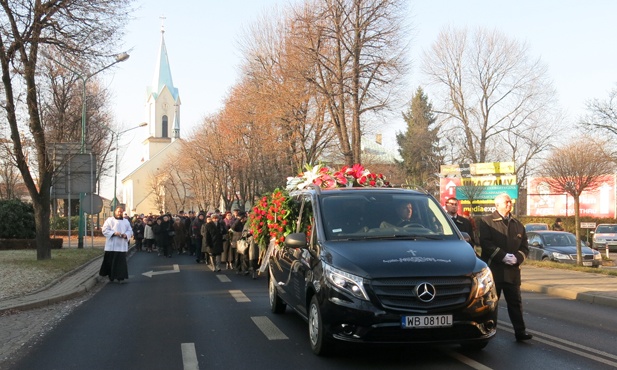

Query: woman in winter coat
[153,214,174,258]
[143,217,155,253]
[173,217,187,254]
[192,212,206,262]
[231,213,248,274]
[202,213,224,271]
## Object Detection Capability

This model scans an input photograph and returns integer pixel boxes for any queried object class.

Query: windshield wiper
[392,234,443,240]
[341,235,445,241]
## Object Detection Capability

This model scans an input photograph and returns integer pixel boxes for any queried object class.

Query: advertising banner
[526,175,616,217]
[440,178,518,216]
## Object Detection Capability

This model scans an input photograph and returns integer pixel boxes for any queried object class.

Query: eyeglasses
[446,202,458,206]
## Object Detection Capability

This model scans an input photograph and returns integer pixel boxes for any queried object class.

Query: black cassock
[99,251,128,281]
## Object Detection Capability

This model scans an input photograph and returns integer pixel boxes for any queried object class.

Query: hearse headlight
[474,267,494,298]
[324,263,369,301]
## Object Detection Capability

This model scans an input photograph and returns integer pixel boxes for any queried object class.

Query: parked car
[591,224,617,252]
[527,230,601,267]
[525,223,549,232]
[268,186,498,355]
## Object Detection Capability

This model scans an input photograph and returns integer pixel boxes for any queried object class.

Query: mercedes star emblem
[416,282,436,302]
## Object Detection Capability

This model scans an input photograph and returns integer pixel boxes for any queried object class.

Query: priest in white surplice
[99,206,133,283]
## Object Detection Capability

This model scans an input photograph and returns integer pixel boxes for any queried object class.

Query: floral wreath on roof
[286,163,390,192]
[249,164,390,250]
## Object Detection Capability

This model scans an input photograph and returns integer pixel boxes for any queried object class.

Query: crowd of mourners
[122,208,259,279]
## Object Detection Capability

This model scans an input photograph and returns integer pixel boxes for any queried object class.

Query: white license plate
[401,315,453,328]
[583,261,593,267]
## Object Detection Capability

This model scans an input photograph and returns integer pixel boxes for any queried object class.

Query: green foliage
[50,216,81,230]
[0,199,36,239]
[396,87,443,195]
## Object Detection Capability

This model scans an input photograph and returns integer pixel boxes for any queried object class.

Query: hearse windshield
[319,192,458,241]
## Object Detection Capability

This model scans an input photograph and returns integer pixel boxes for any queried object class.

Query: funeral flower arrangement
[249,164,390,249]
[285,163,390,192]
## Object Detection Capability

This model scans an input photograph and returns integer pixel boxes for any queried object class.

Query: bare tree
[581,88,617,156]
[238,7,338,171]
[293,0,409,165]
[40,53,116,200]
[0,1,131,259]
[163,166,191,214]
[456,182,486,216]
[423,26,558,166]
[147,171,166,213]
[541,136,615,265]
[0,138,23,199]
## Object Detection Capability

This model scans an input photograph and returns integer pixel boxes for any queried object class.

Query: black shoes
[515,332,533,341]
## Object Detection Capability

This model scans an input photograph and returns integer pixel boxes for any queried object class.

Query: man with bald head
[479,193,532,342]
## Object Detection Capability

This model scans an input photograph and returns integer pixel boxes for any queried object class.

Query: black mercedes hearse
[268,186,498,355]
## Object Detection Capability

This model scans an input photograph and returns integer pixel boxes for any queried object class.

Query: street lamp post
[108,123,148,211]
[44,52,130,248]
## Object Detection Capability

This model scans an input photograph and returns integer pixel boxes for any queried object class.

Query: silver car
[592,224,617,252]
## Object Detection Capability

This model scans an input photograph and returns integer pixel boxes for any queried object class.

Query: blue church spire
[148,23,179,101]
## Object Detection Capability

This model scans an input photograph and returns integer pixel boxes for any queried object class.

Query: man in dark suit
[479,193,532,342]
[445,197,476,246]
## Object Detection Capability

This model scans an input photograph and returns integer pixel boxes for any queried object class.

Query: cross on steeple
[160,15,166,33]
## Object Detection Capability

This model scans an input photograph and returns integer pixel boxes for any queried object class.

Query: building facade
[121,26,183,215]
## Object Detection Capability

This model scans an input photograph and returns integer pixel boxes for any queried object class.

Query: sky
[98,0,617,199]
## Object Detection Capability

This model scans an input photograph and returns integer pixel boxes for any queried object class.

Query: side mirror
[285,232,308,249]
[532,241,542,248]
[460,232,471,243]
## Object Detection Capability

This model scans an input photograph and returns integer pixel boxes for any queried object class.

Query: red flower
[345,164,366,179]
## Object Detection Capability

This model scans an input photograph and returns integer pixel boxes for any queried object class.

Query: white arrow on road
[142,264,180,278]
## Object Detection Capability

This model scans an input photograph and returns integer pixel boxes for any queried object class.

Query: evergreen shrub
[0,199,36,239]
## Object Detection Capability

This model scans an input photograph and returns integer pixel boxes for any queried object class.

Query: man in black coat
[204,213,224,271]
[479,193,532,342]
[445,197,476,246]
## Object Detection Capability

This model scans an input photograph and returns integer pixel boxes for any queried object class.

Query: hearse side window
[292,195,314,242]
[427,199,454,235]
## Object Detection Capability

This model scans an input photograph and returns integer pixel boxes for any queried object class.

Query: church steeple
[143,19,181,161]
[148,22,179,101]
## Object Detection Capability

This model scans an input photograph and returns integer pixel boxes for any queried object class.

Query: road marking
[499,321,617,367]
[251,316,288,340]
[217,275,231,282]
[142,264,180,278]
[230,289,250,302]
[444,350,492,370]
[181,343,198,370]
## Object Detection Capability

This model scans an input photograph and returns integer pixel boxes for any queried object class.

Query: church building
[121,25,183,215]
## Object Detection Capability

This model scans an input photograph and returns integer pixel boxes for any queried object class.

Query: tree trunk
[33,193,52,260]
[574,195,582,265]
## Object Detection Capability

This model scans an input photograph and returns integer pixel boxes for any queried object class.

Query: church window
[162,115,168,137]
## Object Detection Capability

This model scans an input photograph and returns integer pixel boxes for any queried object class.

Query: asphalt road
[7,252,617,370]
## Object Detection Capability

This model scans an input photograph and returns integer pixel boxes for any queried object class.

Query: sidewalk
[0,254,105,313]
[2,258,617,314]
[521,265,617,307]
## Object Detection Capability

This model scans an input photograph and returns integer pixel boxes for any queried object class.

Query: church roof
[147,29,179,101]
[122,138,184,182]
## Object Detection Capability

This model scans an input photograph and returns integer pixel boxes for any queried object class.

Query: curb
[0,275,105,314]
[521,280,617,309]
[19,254,105,298]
